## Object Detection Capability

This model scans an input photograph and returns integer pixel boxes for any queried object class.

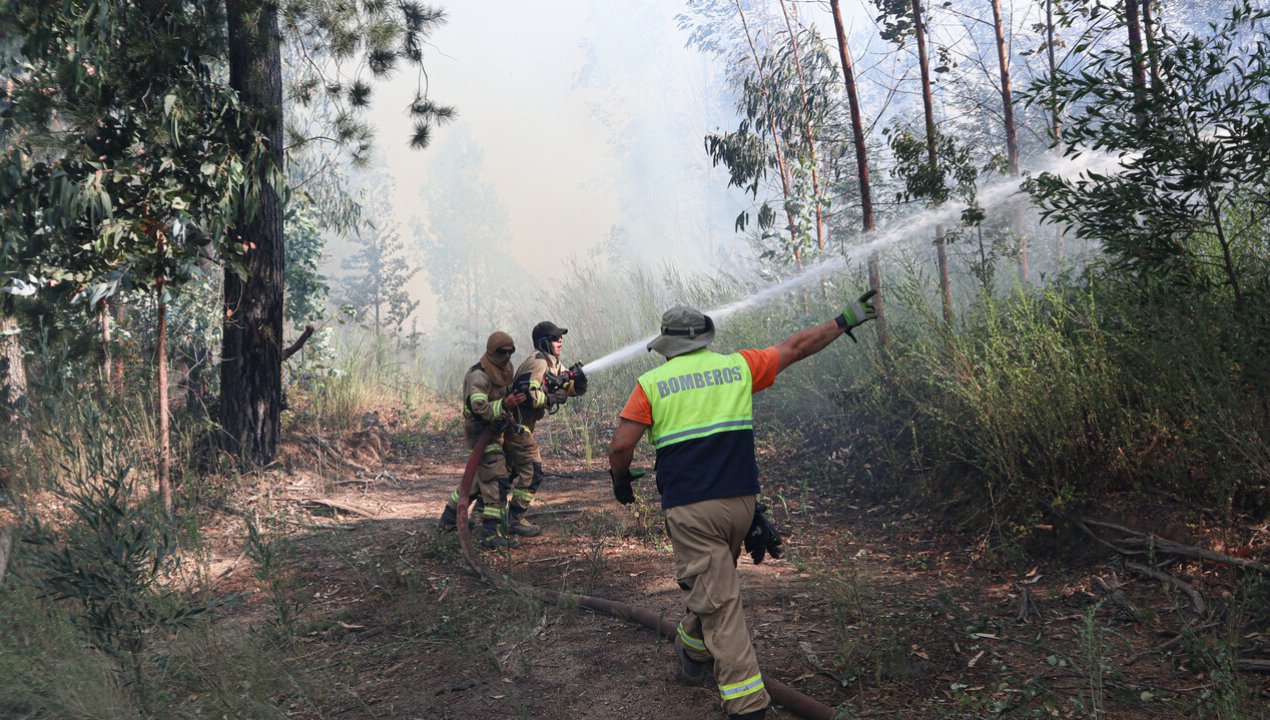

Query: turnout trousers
[444,423,511,525]
[666,494,770,717]
[504,421,545,513]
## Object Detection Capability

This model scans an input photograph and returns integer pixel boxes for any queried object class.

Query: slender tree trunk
[1140,0,1161,91]
[829,0,873,234]
[156,239,172,516]
[911,0,952,324]
[112,297,125,394]
[830,0,886,345]
[0,521,13,588]
[990,0,1026,283]
[736,1,802,268]
[1,312,25,425]
[778,0,825,254]
[1045,0,1065,266]
[990,0,1018,175]
[222,0,285,467]
[100,298,113,387]
[1124,0,1148,124]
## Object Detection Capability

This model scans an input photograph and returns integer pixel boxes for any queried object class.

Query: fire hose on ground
[452,428,837,720]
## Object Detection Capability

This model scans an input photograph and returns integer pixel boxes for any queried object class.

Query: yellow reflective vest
[636,349,760,509]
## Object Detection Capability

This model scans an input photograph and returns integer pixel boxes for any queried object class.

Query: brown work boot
[507,506,541,537]
[674,633,711,685]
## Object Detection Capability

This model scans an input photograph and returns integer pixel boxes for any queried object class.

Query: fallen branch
[218,548,249,579]
[272,516,354,532]
[296,497,378,519]
[1124,560,1208,615]
[282,324,315,361]
[1078,517,1269,574]
[1236,658,1270,673]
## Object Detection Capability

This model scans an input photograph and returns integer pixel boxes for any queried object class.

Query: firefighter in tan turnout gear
[607,294,878,720]
[437,331,527,549]
[504,321,588,537]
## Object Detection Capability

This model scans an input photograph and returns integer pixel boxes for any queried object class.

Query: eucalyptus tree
[1026,0,1270,313]
[1,0,260,512]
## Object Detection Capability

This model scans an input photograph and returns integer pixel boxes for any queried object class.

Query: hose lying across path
[453,428,836,720]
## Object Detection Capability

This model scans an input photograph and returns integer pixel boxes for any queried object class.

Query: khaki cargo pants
[666,494,769,717]
[503,419,544,513]
[444,423,511,524]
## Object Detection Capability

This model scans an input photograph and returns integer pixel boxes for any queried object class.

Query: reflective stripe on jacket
[637,349,759,509]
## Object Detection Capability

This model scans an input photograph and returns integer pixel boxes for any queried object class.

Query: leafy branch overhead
[281,0,456,158]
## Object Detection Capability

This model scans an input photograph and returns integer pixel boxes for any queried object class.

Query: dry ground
[196,416,1270,720]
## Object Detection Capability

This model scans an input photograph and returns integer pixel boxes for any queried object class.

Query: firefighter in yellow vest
[437,331,527,549]
[607,294,878,720]
[504,321,588,537]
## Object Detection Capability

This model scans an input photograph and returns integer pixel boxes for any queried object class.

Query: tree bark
[911,0,952,324]
[736,0,802,268]
[222,0,286,467]
[156,244,172,517]
[829,0,874,234]
[0,313,25,424]
[990,0,1026,283]
[1124,0,1148,125]
[830,0,886,345]
[778,0,825,254]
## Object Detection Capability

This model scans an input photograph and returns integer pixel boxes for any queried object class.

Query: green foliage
[0,0,263,304]
[851,259,1270,535]
[341,212,419,337]
[1024,1,1270,310]
[24,405,215,707]
[283,196,331,327]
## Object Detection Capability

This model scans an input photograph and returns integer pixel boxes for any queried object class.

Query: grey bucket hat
[647,306,715,359]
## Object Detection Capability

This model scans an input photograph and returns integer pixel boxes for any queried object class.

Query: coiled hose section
[453,428,836,720]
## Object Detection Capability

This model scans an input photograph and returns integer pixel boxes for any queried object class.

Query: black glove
[744,503,784,564]
[570,362,588,394]
[609,467,645,505]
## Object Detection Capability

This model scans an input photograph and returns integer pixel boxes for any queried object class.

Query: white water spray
[581,151,1121,377]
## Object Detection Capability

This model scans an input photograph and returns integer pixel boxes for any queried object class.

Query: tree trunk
[911,0,952,324]
[735,0,802,268]
[0,313,26,424]
[1124,0,1148,125]
[989,0,1018,176]
[989,0,1026,284]
[830,0,886,345]
[1045,0,1060,143]
[1140,0,1161,91]
[829,0,874,234]
[156,275,172,517]
[222,0,286,467]
[778,0,825,254]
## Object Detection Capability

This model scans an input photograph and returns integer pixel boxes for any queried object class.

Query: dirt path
[203,427,1268,720]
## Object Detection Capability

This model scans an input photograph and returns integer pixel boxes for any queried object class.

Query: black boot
[480,517,518,549]
[507,505,542,537]
[728,711,766,720]
[437,505,457,532]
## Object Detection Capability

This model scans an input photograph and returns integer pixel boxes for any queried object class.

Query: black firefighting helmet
[532,321,568,354]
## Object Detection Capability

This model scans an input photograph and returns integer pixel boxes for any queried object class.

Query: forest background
[1,0,1268,718]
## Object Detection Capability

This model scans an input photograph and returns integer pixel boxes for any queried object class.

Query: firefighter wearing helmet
[503,320,588,537]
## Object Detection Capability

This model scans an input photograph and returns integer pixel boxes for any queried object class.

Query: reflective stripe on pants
[665,495,769,716]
